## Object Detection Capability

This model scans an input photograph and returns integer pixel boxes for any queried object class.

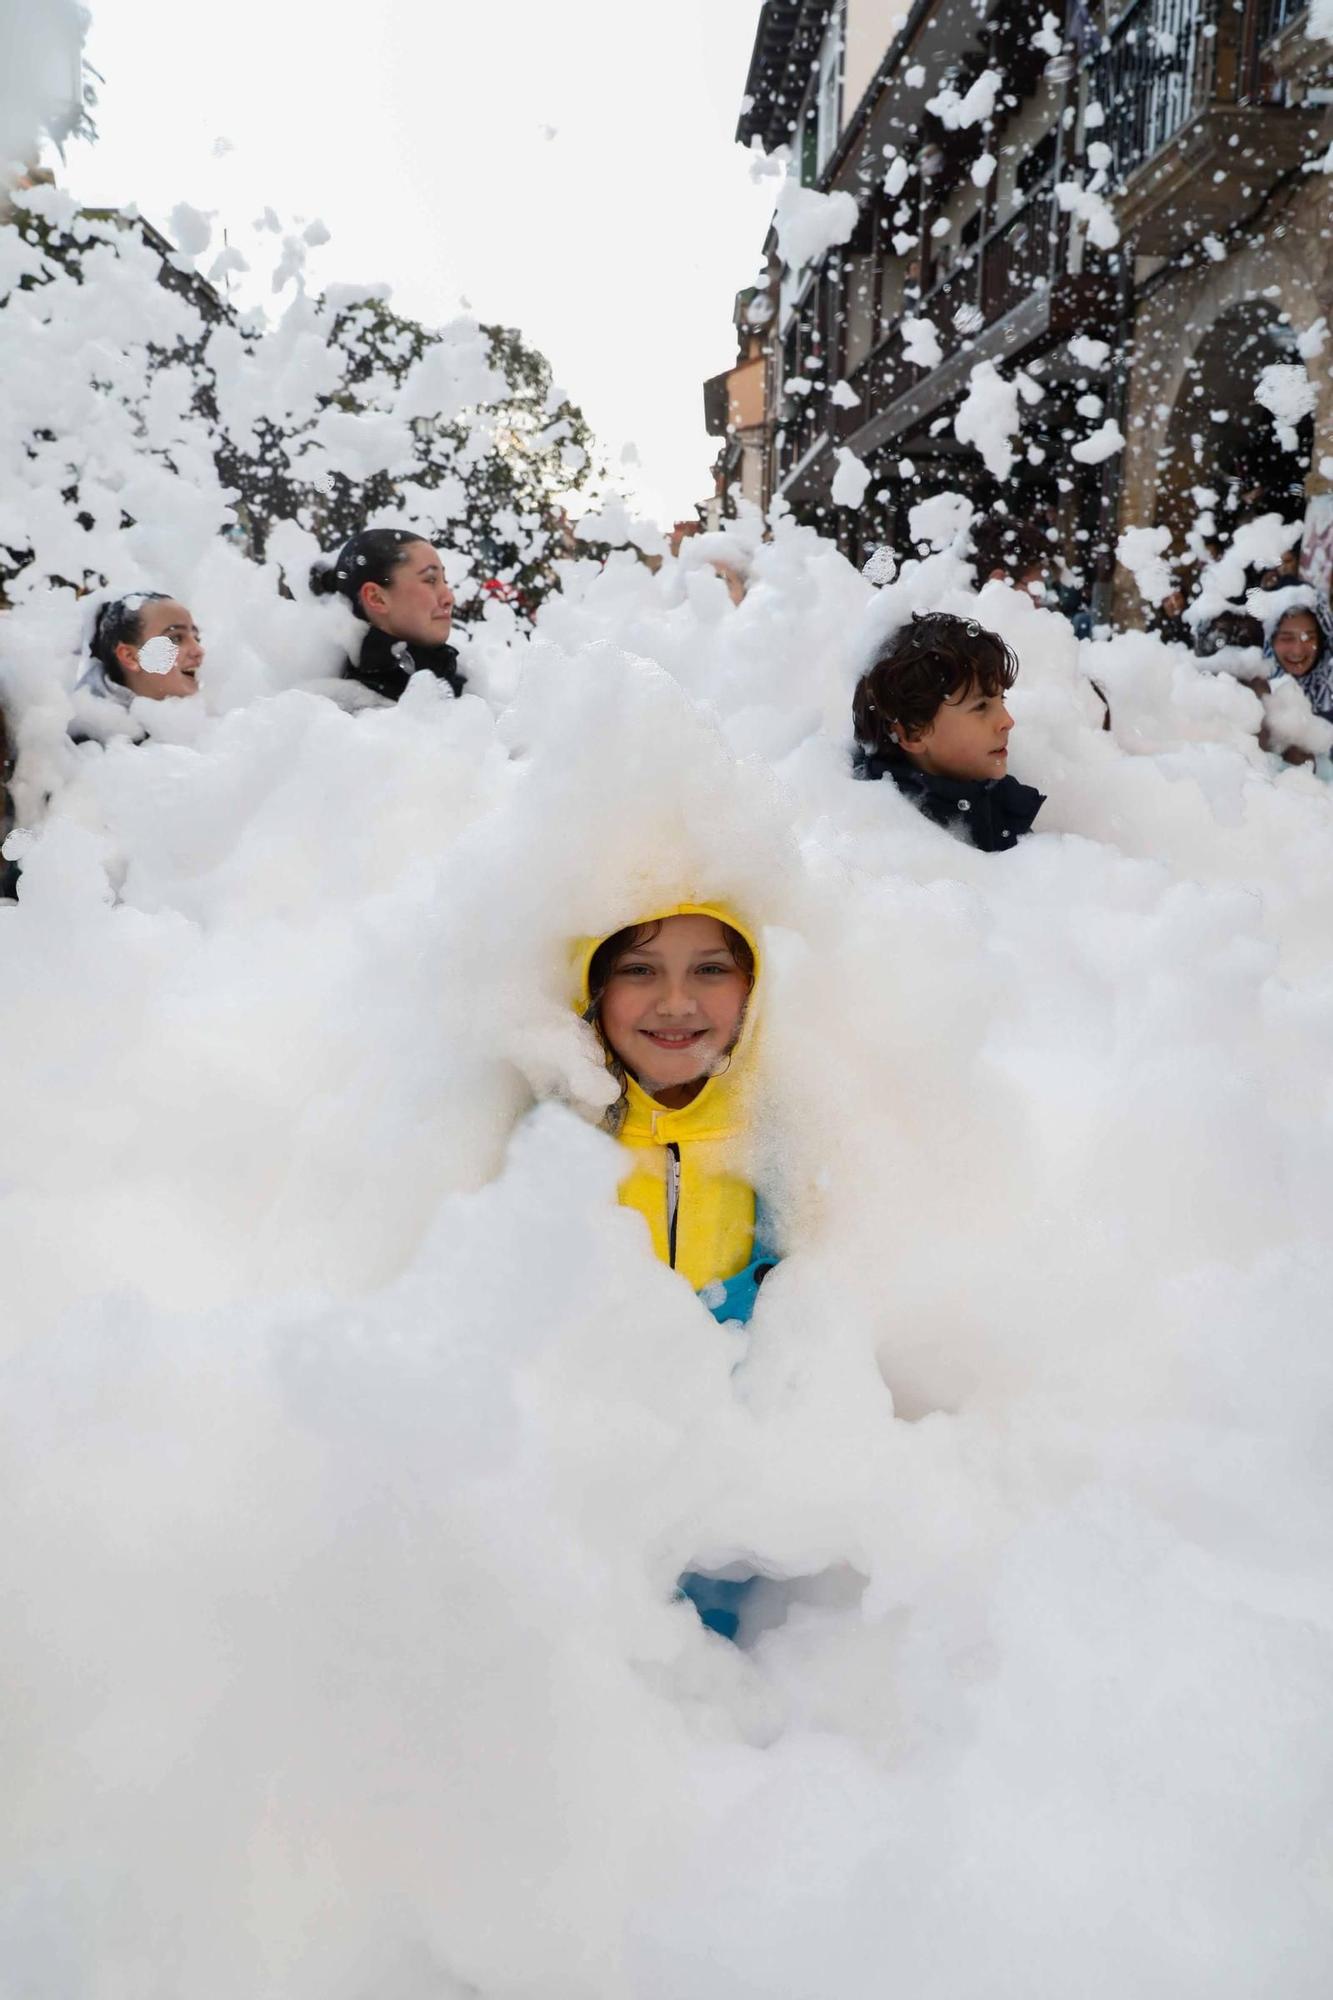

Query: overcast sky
[52,0,777,526]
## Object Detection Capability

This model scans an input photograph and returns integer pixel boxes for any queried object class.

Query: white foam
[1,193,1332,2000]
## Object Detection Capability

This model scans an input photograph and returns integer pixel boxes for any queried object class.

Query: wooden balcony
[829,186,1113,468]
[1112,104,1327,252]
[1096,0,1331,254]
[1260,0,1326,79]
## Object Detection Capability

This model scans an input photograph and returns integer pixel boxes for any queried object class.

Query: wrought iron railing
[1094,0,1219,174]
[780,384,826,472]
[831,178,1060,448]
[839,340,910,440]
[923,258,980,349]
[980,187,1058,322]
[1258,0,1307,38]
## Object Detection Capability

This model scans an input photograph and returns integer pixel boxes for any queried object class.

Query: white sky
[52,0,777,526]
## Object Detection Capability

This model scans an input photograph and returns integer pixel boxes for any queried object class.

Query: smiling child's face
[901,677,1014,783]
[597,914,750,1108]
[1272,611,1320,677]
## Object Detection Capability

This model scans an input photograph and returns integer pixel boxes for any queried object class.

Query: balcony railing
[923,257,982,350]
[981,194,1057,321]
[843,338,912,432]
[813,180,1062,457]
[1094,0,1219,174]
[1258,0,1307,38]
[778,383,825,475]
[915,177,1059,356]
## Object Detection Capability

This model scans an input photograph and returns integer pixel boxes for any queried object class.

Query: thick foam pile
[1,510,1331,1998]
[2,211,1332,2000]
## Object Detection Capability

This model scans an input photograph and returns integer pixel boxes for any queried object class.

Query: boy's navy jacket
[855,747,1045,852]
[346,627,466,703]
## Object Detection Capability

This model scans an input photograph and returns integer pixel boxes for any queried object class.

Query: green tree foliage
[226,296,603,617]
[1,195,603,620]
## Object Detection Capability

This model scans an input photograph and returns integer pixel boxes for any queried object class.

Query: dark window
[1018,127,1058,199]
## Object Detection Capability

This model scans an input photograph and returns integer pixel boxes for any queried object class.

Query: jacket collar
[351,626,462,699]
[857,746,976,802]
[619,1068,745,1145]
[857,746,1044,848]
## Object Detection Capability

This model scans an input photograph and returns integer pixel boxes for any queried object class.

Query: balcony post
[1236,0,1266,101]
[1212,0,1246,103]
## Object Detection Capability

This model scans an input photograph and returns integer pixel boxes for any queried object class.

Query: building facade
[707,0,1333,619]
[703,284,774,524]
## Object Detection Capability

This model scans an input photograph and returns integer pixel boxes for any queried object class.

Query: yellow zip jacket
[573,902,759,1292]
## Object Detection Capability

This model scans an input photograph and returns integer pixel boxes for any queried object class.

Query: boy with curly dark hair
[852,611,1045,852]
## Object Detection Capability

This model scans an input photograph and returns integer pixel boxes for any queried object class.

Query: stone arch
[1113,171,1333,624]
[1137,243,1326,478]
[1154,297,1313,555]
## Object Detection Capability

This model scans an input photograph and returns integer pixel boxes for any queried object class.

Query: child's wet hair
[1206,609,1264,652]
[853,611,1018,752]
[969,515,1051,583]
[90,592,172,684]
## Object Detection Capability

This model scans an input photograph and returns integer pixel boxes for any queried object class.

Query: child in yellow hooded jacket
[574,902,777,1640]
[574,901,777,1327]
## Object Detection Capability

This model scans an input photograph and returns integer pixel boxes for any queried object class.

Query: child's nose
[656,984,696,1015]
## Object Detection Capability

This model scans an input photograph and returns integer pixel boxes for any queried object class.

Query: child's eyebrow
[618,947,736,965]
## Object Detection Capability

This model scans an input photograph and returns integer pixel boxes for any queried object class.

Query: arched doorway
[1155,300,1313,559]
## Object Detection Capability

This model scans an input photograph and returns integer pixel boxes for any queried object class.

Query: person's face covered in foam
[116,599,203,700]
[595,914,751,1109]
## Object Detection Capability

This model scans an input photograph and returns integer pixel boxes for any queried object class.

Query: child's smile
[598,914,751,1108]
[639,1026,711,1051]
[1272,612,1320,677]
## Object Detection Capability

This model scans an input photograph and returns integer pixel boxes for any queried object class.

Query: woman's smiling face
[596,915,751,1108]
[1272,610,1320,678]
[117,599,203,701]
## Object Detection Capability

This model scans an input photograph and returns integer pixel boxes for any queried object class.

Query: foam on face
[136,634,178,676]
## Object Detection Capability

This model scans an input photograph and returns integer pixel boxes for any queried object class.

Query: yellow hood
[573,899,760,1138]
[573,900,761,1286]
[572,900,761,1016]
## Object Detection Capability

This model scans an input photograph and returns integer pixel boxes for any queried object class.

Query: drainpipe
[1093,251,1136,627]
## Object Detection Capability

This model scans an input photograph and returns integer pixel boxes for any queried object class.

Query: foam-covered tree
[248,296,602,611]
[0,191,602,619]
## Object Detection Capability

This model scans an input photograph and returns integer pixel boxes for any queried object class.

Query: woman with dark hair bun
[309,527,465,704]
